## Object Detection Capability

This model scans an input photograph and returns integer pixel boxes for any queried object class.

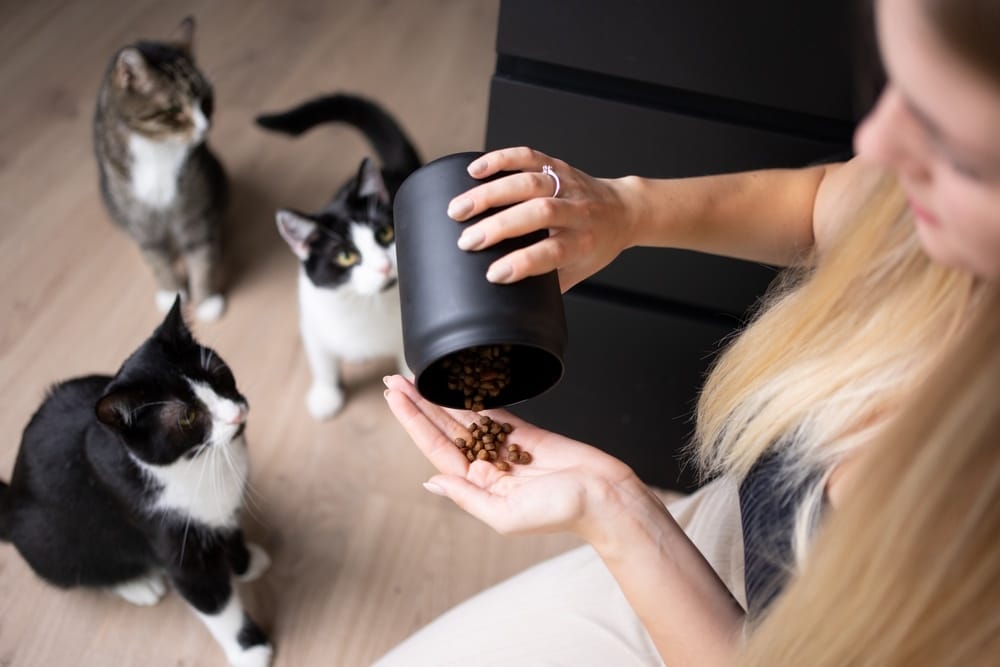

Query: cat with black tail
[256,93,421,420]
[0,297,272,667]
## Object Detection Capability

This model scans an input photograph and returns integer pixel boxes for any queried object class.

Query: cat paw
[228,643,273,667]
[156,290,187,313]
[196,294,227,322]
[112,573,168,606]
[237,543,271,583]
[307,384,344,420]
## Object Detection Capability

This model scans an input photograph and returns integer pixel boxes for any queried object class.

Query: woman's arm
[383,374,746,666]
[588,477,746,667]
[447,147,846,290]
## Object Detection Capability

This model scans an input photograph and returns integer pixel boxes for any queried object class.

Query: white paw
[307,383,344,420]
[229,643,273,667]
[196,294,227,322]
[112,574,168,606]
[155,290,187,313]
[238,543,271,583]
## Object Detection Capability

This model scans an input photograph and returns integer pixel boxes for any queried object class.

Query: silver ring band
[542,164,561,198]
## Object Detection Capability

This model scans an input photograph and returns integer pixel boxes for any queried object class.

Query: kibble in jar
[441,345,512,411]
[452,414,530,473]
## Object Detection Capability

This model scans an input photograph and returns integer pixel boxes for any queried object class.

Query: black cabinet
[486,1,872,491]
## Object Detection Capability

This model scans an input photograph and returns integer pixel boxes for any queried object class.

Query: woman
[379,0,1000,663]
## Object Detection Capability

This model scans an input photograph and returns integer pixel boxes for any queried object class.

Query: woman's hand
[382,374,653,544]
[446,146,644,292]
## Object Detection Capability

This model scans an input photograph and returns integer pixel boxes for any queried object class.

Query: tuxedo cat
[0,298,271,667]
[256,93,421,420]
[94,16,229,322]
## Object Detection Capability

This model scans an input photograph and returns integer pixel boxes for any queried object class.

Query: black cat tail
[0,479,10,541]
[255,93,422,179]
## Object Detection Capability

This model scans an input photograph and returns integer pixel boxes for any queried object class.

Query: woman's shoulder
[813,157,894,256]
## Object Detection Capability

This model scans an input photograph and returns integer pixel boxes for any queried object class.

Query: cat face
[106,21,214,144]
[96,298,248,466]
[277,158,398,296]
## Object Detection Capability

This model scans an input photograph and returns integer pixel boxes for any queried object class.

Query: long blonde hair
[737,284,1000,666]
[693,170,981,563]
[695,172,978,482]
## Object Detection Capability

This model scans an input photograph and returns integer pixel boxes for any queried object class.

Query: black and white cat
[94,17,229,322]
[256,93,421,420]
[0,298,271,667]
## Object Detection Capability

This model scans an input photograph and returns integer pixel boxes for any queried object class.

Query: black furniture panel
[514,292,734,491]
[485,0,862,491]
[495,0,859,123]
[486,78,844,314]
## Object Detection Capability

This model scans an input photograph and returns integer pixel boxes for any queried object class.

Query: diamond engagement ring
[541,164,561,198]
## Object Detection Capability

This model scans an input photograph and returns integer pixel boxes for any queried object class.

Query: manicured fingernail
[422,481,447,497]
[457,229,484,251]
[467,158,487,176]
[447,197,473,219]
[382,376,391,387]
[486,261,512,283]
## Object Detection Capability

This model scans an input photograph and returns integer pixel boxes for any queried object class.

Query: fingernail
[486,261,512,283]
[422,481,447,497]
[467,158,487,176]
[383,389,390,399]
[382,376,391,387]
[447,197,473,219]
[457,229,484,251]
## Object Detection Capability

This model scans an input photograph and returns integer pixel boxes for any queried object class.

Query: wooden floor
[0,1,588,665]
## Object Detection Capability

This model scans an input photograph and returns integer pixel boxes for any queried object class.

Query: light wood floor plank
[0,2,593,666]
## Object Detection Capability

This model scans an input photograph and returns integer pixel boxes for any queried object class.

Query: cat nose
[228,406,248,425]
[378,263,392,276]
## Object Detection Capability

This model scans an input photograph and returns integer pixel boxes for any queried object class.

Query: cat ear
[114,47,153,93]
[356,158,389,205]
[155,295,194,345]
[171,16,196,55]
[95,389,134,431]
[276,209,318,261]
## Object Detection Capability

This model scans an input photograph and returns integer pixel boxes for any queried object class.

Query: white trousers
[372,477,745,667]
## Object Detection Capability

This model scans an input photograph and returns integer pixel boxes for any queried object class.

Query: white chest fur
[128,133,192,209]
[299,268,405,361]
[136,434,248,529]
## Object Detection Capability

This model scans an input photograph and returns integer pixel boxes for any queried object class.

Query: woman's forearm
[583,478,746,667]
[614,163,832,267]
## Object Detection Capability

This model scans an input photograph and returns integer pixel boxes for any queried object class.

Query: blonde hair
[738,284,1000,666]
[693,170,980,563]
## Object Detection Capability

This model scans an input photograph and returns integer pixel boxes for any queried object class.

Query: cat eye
[178,408,199,429]
[160,105,185,121]
[335,250,360,267]
[376,226,395,244]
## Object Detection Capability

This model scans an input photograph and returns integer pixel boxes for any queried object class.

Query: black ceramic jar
[394,151,567,409]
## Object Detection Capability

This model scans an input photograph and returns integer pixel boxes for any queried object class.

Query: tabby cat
[94,17,229,322]
[0,298,272,667]
[256,93,421,419]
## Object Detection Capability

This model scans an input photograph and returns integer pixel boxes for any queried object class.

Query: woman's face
[855,0,1000,279]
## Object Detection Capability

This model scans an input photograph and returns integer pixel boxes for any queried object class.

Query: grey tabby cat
[94,17,229,322]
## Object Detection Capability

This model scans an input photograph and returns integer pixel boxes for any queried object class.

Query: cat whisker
[180,438,214,565]
[219,438,266,526]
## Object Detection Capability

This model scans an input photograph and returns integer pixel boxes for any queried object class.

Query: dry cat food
[441,345,512,411]
[453,414,532,471]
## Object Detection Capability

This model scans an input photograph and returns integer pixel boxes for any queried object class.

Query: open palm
[384,374,641,539]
